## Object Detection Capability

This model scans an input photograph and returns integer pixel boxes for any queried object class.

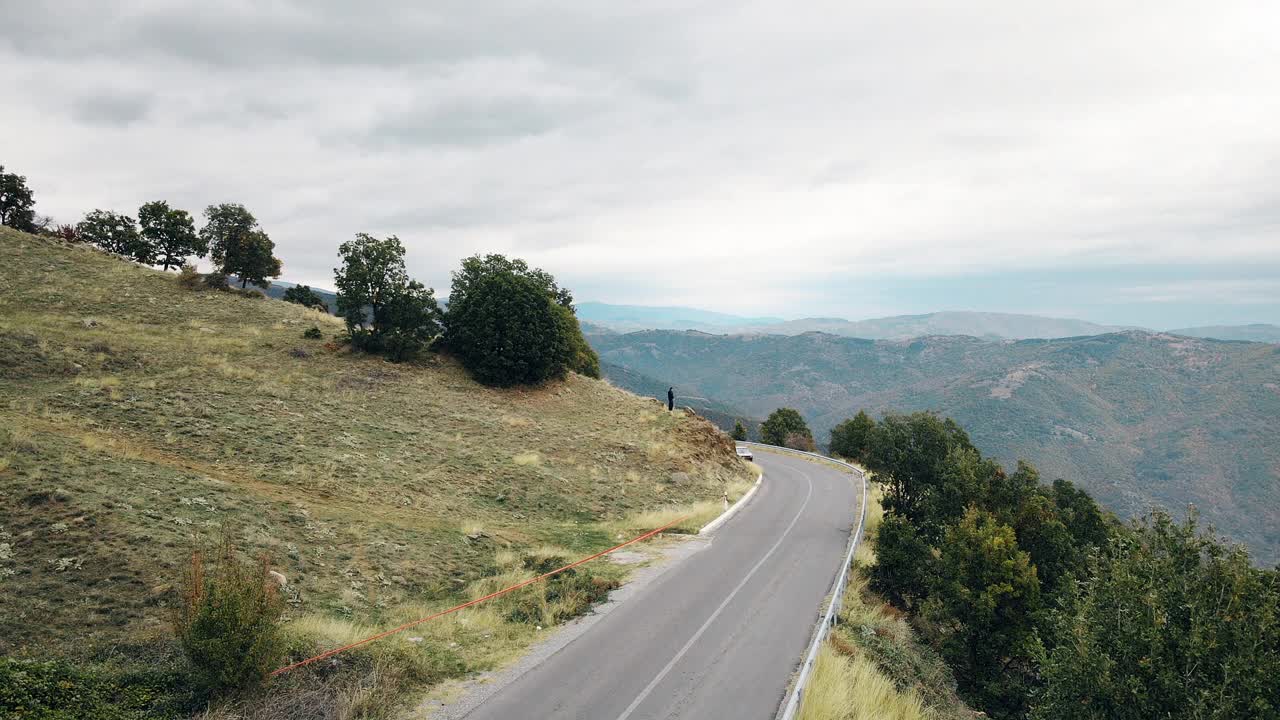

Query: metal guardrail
[737,442,869,720]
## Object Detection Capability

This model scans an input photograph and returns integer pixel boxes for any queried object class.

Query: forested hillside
[590,330,1280,564]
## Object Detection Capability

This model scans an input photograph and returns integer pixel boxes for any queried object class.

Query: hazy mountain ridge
[577,303,1132,339]
[589,329,1280,564]
[1169,323,1280,343]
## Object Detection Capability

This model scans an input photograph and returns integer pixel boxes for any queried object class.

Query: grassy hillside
[600,361,762,440]
[590,330,1280,565]
[0,229,752,714]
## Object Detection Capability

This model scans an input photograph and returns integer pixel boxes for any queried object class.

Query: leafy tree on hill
[77,209,152,263]
[445,253,598,386]
[281,284,328,312]
[829,409,875,461]
[1036,510,1280,720]
[924,508,1042,719]
[334,233,441,361]
[138,200,204,271]
[863,412,974,530]
[732,420,747,441]
[760,407,811,447]
[200,203,281,288]
[0,164,36,232]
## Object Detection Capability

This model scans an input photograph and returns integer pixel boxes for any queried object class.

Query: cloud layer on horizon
[3,0,1278,325]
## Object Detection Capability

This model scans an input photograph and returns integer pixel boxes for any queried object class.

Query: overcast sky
[4,1,1278,328]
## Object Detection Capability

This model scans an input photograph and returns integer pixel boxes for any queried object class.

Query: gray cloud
[70,91,152,127]
[1,0,1278,326]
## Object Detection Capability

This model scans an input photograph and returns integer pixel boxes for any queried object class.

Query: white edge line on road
[698,472,764,535]
[614,465,816,720]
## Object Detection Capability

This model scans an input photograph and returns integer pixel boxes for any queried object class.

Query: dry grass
[0,228,753,715]
[797,481,973,720]
[798,644,927,720]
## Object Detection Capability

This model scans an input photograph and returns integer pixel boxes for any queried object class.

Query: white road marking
[614,466,816,720]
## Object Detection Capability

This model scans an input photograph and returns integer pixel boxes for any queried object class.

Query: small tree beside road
[761,407,812,448]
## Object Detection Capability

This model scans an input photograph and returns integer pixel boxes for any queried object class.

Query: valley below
[591,329,1280,565]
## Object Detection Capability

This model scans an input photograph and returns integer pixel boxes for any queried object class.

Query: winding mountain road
[458,450,860,720]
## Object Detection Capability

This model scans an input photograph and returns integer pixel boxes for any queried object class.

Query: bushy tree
[77,209,151,263]
[281,284,327,312]
[870,513,936,607]
[552,302,601,378]
[0,164,36,232]
[445,254,597,386]
[760,407,811,447]
[924,508,1042,718]
[139,200,204,270]
[731,420,747,441]
[333,234,441,361]
[200,203,281,288]
[1036,511,1280,720]
[863,412,974,526]
[829,410,875,461]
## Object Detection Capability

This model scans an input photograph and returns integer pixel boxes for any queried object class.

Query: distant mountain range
[1168,324,1280,343]
[577,302,1277,343]
[589,329,1280,565]
[575,302,783,333]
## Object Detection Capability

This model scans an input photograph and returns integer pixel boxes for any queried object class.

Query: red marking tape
[272,515,689,676]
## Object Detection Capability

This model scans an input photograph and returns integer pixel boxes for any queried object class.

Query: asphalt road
[461,451,860,720]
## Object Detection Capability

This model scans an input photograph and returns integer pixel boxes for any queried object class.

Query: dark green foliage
[553,302,602,378]
[0,658,189,720]
[200,204,281,289]
[203,271,230,291]
[923,509,1041,718]
[760,407,811,447]
[138,201,204,271]
[445,254,595,387]
[1035,511,1280,720]
[863,412,974,532]
[0,164,37,232]
[829,409,875,461]
[174,538,284,698]
[78,210,151,263]
[302,326,323,340]
[732,420,747,441]
[333,234,442,362]
[503,556,620,625]
[870,513,936,607]
[860,411,1274,720]
[281,284,327,312]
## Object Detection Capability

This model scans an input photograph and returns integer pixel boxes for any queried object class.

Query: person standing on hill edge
[667,387,675,411]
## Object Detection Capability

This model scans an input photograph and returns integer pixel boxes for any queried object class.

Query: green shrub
[302,326,323,340]
[761,407,811,447]
[444,254,595,387]
[174,537,284,698]
[177,264,202,290]
[0,658,188,720]
[282,285,328,312]
[503,556,619,625]
[203,271,229,291]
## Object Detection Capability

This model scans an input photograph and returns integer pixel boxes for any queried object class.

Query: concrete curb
[698,471,764,535]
